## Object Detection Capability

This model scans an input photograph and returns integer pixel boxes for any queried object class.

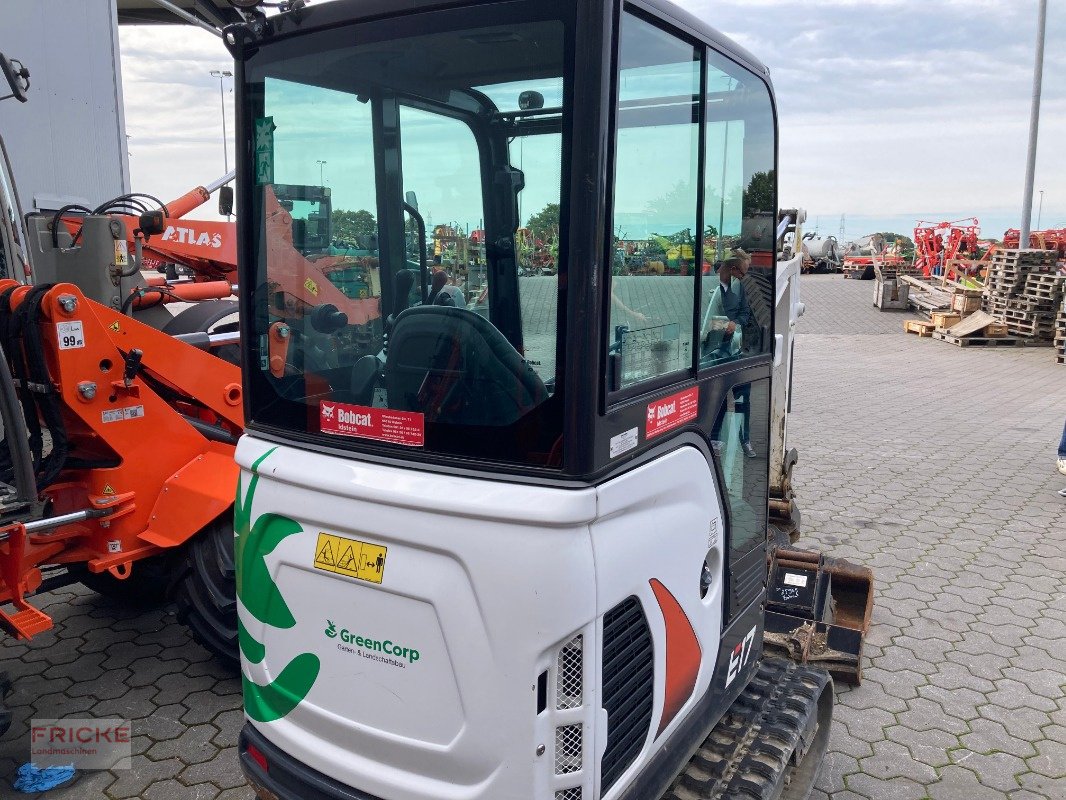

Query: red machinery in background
[1003,228,1066,263]
[913,218,982,279]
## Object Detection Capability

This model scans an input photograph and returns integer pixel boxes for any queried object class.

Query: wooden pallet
[903,319,936,337]
[932,332,1047,348]
[990,249,1058,267]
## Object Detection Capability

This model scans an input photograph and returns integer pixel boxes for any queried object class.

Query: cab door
[0,141,30,282]
[591,12,727,799]
[590,6,780,798]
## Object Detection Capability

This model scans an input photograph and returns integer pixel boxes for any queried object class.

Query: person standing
[1058,419,1066,497]
[703,254,757,458]
[734,248,772,355]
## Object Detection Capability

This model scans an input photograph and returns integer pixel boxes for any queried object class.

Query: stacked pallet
[983,249,1063,343]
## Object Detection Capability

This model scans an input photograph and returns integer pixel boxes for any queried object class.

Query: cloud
[683,0,1066,234]
[119,25,234,218]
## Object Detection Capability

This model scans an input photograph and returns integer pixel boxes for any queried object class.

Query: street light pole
[1019,0,1047,250]
[317,159,327,185]
[210,69,233,218]
[1036,190,1044,230]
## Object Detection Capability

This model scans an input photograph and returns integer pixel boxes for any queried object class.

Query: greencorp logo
[325,620,422,666]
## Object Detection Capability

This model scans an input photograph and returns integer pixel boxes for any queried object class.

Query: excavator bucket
[763,547,874,685]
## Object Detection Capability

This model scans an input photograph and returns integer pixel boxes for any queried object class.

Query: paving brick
[1026,739,1066,779]
[146,723,219,765]
[143,781,219,800]
[928,766,1019,800]
[105,756,183,799]
[137,703,190,744]
[179,750,248,789]
[961,717,1039,760]
[859,739,938,784]
[214,788,256,800]
[950,749,1028,792]
[180,690,243,726]
[845,772,928,800]
[885,724,959,767]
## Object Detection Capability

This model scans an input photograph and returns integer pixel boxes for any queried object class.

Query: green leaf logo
[324,620,337,638]
[237,448,322,721]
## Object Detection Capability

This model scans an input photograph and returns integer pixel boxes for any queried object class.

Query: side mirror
[0,54,30,104]
[518,90,544,111]
[218,185,234,217]
[404,190,419,213]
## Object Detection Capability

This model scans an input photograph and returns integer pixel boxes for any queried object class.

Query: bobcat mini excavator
[227,0,851,798]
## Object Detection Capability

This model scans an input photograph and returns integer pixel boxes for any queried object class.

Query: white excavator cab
[230,1,832,798]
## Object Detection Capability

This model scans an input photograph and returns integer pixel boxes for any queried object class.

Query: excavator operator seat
[384,306,547,427]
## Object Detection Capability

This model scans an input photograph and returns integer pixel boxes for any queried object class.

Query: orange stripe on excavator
[650,578,702,737]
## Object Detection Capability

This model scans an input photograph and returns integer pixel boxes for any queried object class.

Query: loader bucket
[762,547,874,684]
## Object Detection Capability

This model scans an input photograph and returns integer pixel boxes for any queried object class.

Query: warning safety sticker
[313,532,387,584]
[320,401,424,447]
[645,386,699,439]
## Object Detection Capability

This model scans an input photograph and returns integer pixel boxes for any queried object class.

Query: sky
[118,0,1065,242]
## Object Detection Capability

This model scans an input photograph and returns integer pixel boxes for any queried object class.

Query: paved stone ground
[795,275,1066,800]
[0,273,1063,799]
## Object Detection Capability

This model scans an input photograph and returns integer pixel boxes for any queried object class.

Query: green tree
[331,209,377,243]
[877,232,915,256]
[645,181,696,223]
[743,170,775,213]
[526,203,560,242]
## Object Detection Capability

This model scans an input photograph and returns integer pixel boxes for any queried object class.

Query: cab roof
[256,0,769,79]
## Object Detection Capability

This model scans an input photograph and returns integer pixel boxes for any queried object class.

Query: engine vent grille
[554,723,583,774]
[556,788,582,800]
[557,635,583,710]
[600,596,653,795]
[732,556,766,616]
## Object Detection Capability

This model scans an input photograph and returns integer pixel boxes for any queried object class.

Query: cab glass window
[398,105,484,314]
[244,4,571,469]
[607,13,700,391]
[0,151,28,282]
[699,50,776,368]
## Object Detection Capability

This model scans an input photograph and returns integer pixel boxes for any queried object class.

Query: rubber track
[663,658,830,800]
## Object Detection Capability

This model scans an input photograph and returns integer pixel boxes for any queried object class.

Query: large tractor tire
[78,553,176,605]
[161,299,241,366]
[171,516,239,667]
